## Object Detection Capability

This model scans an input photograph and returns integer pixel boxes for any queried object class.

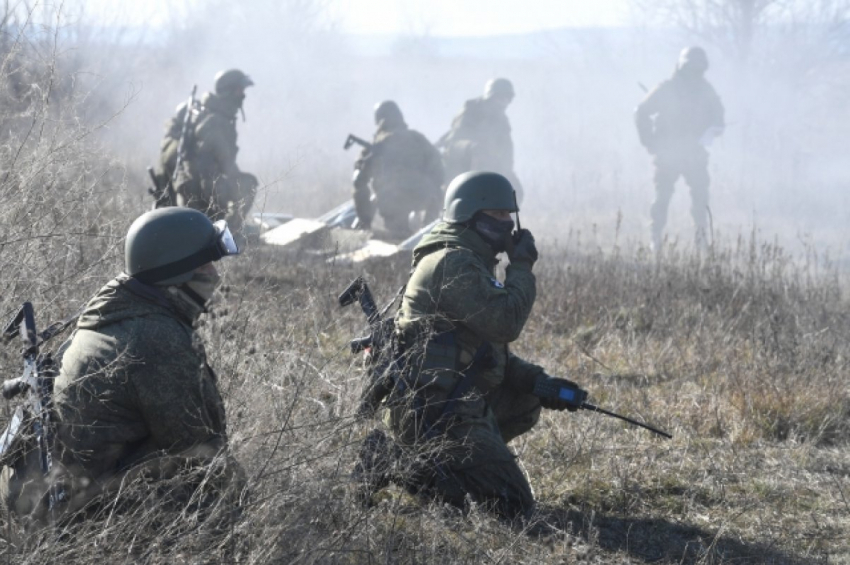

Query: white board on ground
[331,239,400,264]
[261,218,329,248]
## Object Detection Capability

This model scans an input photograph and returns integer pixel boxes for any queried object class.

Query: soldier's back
[651,77,723,143]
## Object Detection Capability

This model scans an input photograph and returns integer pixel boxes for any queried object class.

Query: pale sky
[84,0,631,35]
[327,0,631,35]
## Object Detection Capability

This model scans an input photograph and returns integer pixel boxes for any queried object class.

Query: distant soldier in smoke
[159,69,258,240]
[352,101,445,238]
[635,47,725,251]
[438,78,524,202]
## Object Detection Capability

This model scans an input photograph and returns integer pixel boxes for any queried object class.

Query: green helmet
[214,69,254,96]
[443,171,518,224]
[677,47,709,74]
[125,208,240,286]
[374,100,403,125]
[484,78,514,101]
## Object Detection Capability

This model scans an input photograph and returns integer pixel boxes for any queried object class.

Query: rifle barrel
[582,402,672,439]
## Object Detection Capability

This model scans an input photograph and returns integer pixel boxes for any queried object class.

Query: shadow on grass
[542,505,817,564]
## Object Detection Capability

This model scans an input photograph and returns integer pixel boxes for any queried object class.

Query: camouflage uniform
[440,96,523,201]
[354,115,444,238]
[173,92,258,234]
[1,275,244,524]
[385,221,543,519]
[635,49,725,249]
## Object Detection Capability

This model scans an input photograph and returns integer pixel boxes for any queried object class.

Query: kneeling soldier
[355,171,581,522]
[1,208,246,528]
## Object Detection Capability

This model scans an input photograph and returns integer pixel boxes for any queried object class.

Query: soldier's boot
[351,428,395,506]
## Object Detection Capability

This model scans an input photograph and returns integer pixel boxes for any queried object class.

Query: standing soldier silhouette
[635,47,725,251]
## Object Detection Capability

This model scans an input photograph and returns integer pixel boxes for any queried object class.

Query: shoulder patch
[490,277,505,289]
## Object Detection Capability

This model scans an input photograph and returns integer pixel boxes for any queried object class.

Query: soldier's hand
[532,374,587,412]
[508,229,538,267]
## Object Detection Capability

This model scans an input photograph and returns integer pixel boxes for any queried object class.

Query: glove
[532,374,587,412]
[508,229,538,267]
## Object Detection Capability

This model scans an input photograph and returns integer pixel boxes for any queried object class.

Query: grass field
[4,231,846,564]
[1,9,848,561]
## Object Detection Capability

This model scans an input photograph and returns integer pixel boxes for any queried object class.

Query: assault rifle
[149,85,198,208]
[532,378,672,439]
[338,277,398,417]
[0,303,71,511]
[343,134,372,152]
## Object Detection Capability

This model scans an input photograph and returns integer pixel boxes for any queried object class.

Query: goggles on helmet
[213,220,240,258]
[134,220,239,285]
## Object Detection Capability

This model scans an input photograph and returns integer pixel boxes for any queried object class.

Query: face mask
[185,270,222,305]
[166,270,222,323]
[473,214,515,253]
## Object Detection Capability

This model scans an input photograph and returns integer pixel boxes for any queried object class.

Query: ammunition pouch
[391,330,495,437]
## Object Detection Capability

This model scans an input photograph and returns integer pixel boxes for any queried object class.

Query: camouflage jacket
[354,121,444,207]
[53,275,238,499]
[635,71,725,152]
[190,92,242,181]
[441,96,514,175]
[395,222,543,394]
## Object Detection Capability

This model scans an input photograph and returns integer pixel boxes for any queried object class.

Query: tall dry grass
[6,236,842,563]
[0,5,848,564]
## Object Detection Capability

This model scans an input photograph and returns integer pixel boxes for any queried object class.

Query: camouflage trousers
[377,191,442,239]
[177,172,258,234]
[386,382,541,520]
[650,148,710,249]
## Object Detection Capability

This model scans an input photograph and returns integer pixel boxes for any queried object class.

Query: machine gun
[0,303,73,512]
[338,277,400,417]
[532,378,672,439]
[343,134,372,152]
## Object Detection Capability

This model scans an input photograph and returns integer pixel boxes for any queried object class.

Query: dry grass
[1,8,849,564]
[6,236,844,564]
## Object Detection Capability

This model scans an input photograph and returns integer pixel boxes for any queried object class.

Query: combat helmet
[373,100,404,126]
[483,78,515,101]
[443,171,518,224]
[125,208,240,286]
[677,47,709,74]
[214,69,254,96]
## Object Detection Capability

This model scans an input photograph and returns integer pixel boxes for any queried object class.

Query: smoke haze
[66,0,850,258]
